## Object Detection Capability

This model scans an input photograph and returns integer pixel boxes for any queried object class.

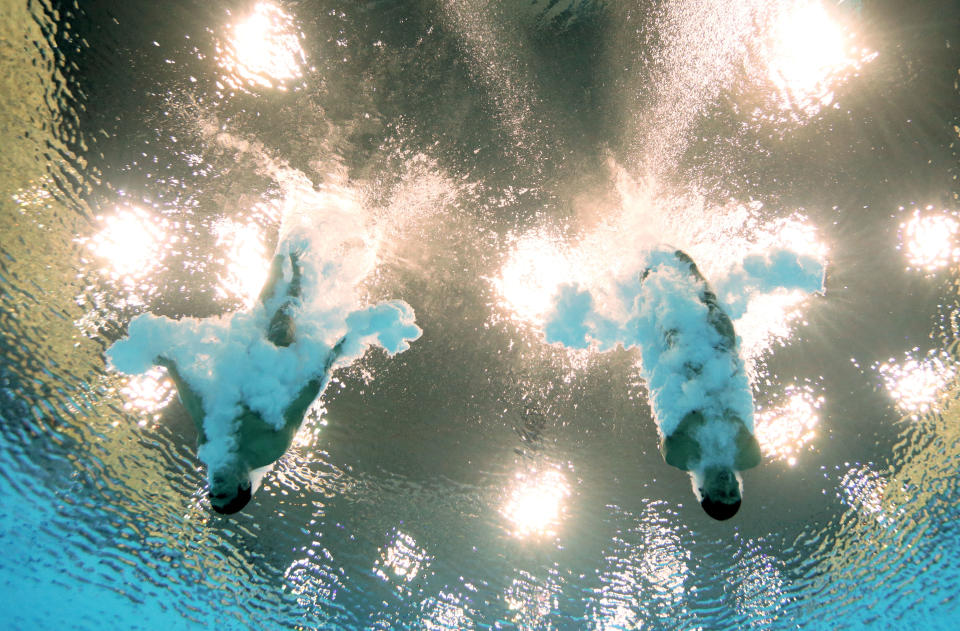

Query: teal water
[2,0,959,628]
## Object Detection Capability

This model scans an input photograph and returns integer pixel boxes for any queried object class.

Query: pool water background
[1,0,960,628]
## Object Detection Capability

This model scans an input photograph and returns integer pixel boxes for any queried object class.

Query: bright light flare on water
[373,530,431,585]
[118,366,176,426]
[213,218,269,306]
[754,386,823,466]
[763,0,876,116]
[877,351,957,418]
[734,551,785,625]
[504,570,560,628]
[491,231,578,325]
[898,208,960,272]
[502,467,571,538]
[840,465,888,521]
[422,593,474,631]
[218,2,306,90]
[591,505,689,627]
[89,207,168,282]
[284,555,341,613]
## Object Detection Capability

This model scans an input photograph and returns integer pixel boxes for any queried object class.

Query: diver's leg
[154,356,206,436]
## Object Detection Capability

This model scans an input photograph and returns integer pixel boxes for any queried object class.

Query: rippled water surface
[2,0,959,628]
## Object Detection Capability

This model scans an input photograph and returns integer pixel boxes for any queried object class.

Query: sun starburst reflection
[762,0,876,117]
[213,218,270,307]
[502,467,571,538]
[754,385,823,466]
[218,2,306,91]
[118,366,176,427]
[877,351,957,419]
[88,206,170,284]
[898,207,960,273]
[491,231,579,326]
[373,529,431,589]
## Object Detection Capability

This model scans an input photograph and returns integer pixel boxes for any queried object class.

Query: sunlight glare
[218,2,306,90]
[502,467,571,538]
[504,570,560,628]
[877,351,957,418]
[898,208,960,272]
[754,386,822,466]
[422,593,473,631]
[765,0,876,116]
[90,207,168,282]
[373,530,431,585]
[120,366,176,426]
[213,218,270,306]
[491,231,577,325]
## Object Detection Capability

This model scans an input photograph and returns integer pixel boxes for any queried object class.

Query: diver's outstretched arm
[734,424,762,471]
[661,411,703,471]
[154,356,206,435]
[280,336,348,428]
[323,336,346,374]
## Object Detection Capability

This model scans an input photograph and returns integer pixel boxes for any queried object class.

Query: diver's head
[695,466,742,521]
[209,467,252,515]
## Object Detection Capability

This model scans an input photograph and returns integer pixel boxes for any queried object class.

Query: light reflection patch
[284,550,343,613]
[420,592,474,631]
[504,569,561,629]
[373,529,432,589]
[754,385,823,466]
[589,504,690,629]
[734,547,785,626]
[119,366,176,427]
[217,2,306,91]
[876,350,957,418]
[897,207,960,273]
[501,467,571,538]
[213,218,270,307]
[88,206,170,284]
[490,230,579,326]
[760,0,877,118]
[11,177,54,211]
[839,465,889,522]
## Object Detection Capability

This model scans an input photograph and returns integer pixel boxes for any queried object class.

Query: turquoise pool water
[2,0,959,628]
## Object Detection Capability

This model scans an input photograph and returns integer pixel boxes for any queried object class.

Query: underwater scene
[1,0,959,628]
